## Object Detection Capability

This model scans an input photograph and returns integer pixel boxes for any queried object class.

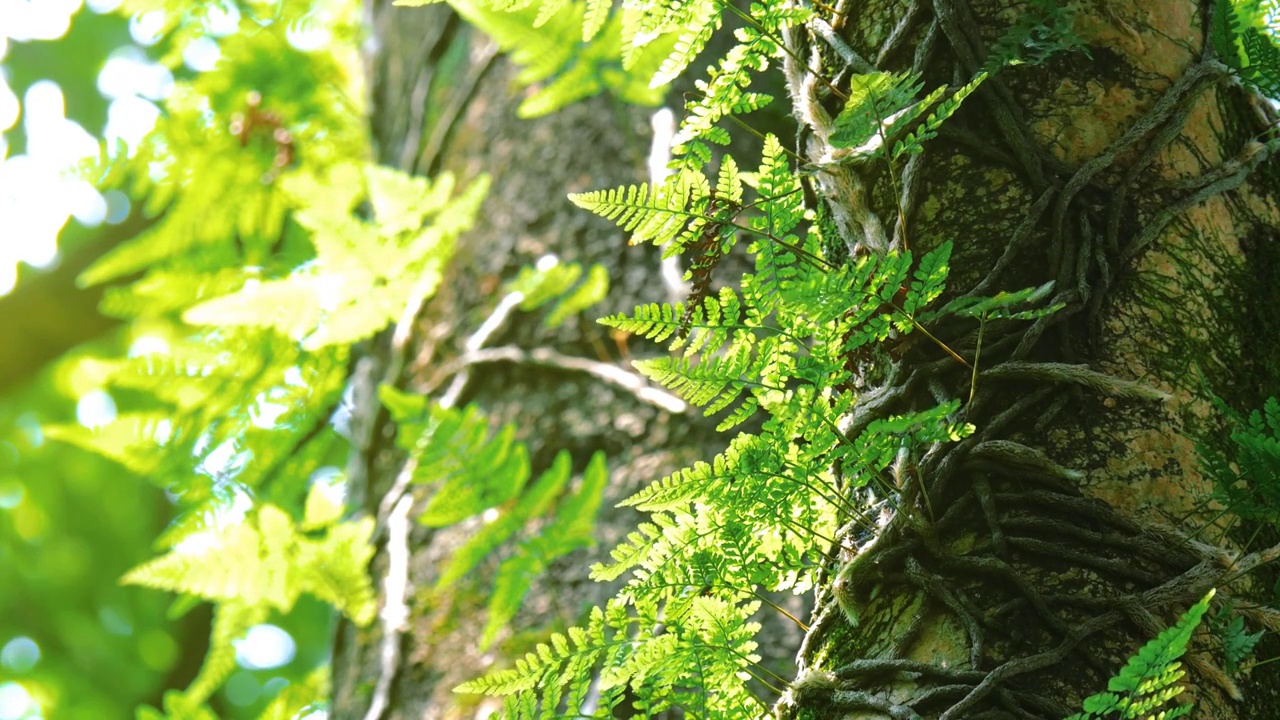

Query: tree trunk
[776,1,1280,718]
[334,0,1280,717]
[331,3,802,716]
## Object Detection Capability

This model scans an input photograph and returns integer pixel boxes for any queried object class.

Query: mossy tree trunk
[330,2,801,717]
[776,1,1280,718]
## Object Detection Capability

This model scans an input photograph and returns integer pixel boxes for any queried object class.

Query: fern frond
[591,512,679,581]
[457,604,631,715]
[183,602,267,707]
[582,0,611,38]
[473,452,608,648]
[829,70,988,162]
[1067,590,1214,720]
[621,433,758,510]
[892,71,988,159]
[255,667,328,720]
[436,451,574,589]
[650,0,719,87]
[547,263,610,326]
[635,340,765,414]
[183,165,488,350]
[121,504,378,625]
[1214,0,1280,97]
[569,169,711,247]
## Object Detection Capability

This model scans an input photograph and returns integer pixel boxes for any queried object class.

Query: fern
[253,667,329,720]
[568,168,716,249]
[395,0,677,116]
[504,257,612,327]
[1211,603,1265,674]
[120,489,378,625]
[1213,0,1280,98]
[830,69,988,162]
[467,24,1065,713]
[1066,590,1215,720]
[381,386,611,647]
[182,163,488,350]
[985,0,1090,70]
[1199,395,1280,529]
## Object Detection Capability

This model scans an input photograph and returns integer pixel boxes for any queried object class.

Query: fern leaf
[590,514,676,581]
[634,340,764,414]
[519,57,604,117]
[436,450,574,588]
[255,668,328,720]
[1067,590,1214,720]
[650,0,719,87]
[903,240,952,316]
[830,71,925,153]
[122,504,377,626]
[599,301,687,343]
[582,0,611,39]
[621,436,757,510]
[457,605,611,711]
[546,263,610,327]
[892,71,988,160]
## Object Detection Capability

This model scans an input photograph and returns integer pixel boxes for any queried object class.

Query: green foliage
[831,69,988,162]
[505,259,612,327]
[1213,0,1280,98]
[34,0,494,715]
[17,0,1277,717]
[1066,590,1214,720]
[449,0,1073,709]
[468,127,1067,718]
[117,489,376,711]
[1211,603,1265,674]
[985,0,1090,70]
[1199,396,1280,529]
[121,488,377,625]
[381,387,610,647]
[671,3,812,169]
[394,0,677,116]
[181,164,488,350]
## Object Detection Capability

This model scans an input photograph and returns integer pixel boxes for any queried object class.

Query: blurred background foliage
[0,2,363,718]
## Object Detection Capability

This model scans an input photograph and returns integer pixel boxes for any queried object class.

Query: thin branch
[432,346,689,414]
[363,493,414,720]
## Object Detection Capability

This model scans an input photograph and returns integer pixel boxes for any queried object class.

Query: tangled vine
[778,0,1280,718]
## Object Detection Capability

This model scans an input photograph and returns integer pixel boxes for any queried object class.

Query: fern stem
[893,307,971,369]
[749,588,809,631]
[773,461,875,526]
[883,155,911,252]
[723,112,807,163]
[968,311,986,405]
[777,512,837,546]
[726,220,834,269]
[738,665,785,695]
[717,0,848,101]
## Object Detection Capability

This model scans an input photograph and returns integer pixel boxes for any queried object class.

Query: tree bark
[334,0,1280,718]
[331,3,802,717]
[776,1,1280,718]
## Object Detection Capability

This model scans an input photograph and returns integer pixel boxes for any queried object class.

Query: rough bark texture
[330,3,802,717]
[776,1,1280,718]
[333,0,1280,717]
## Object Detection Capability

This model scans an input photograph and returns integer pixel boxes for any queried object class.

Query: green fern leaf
[436,451,574,589]
[1067,590,1214,720]
[650,0,719,87]
[582,0,611,38]
[254,667,328,720]
[569,170,711,247]
[547,263,610,326]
